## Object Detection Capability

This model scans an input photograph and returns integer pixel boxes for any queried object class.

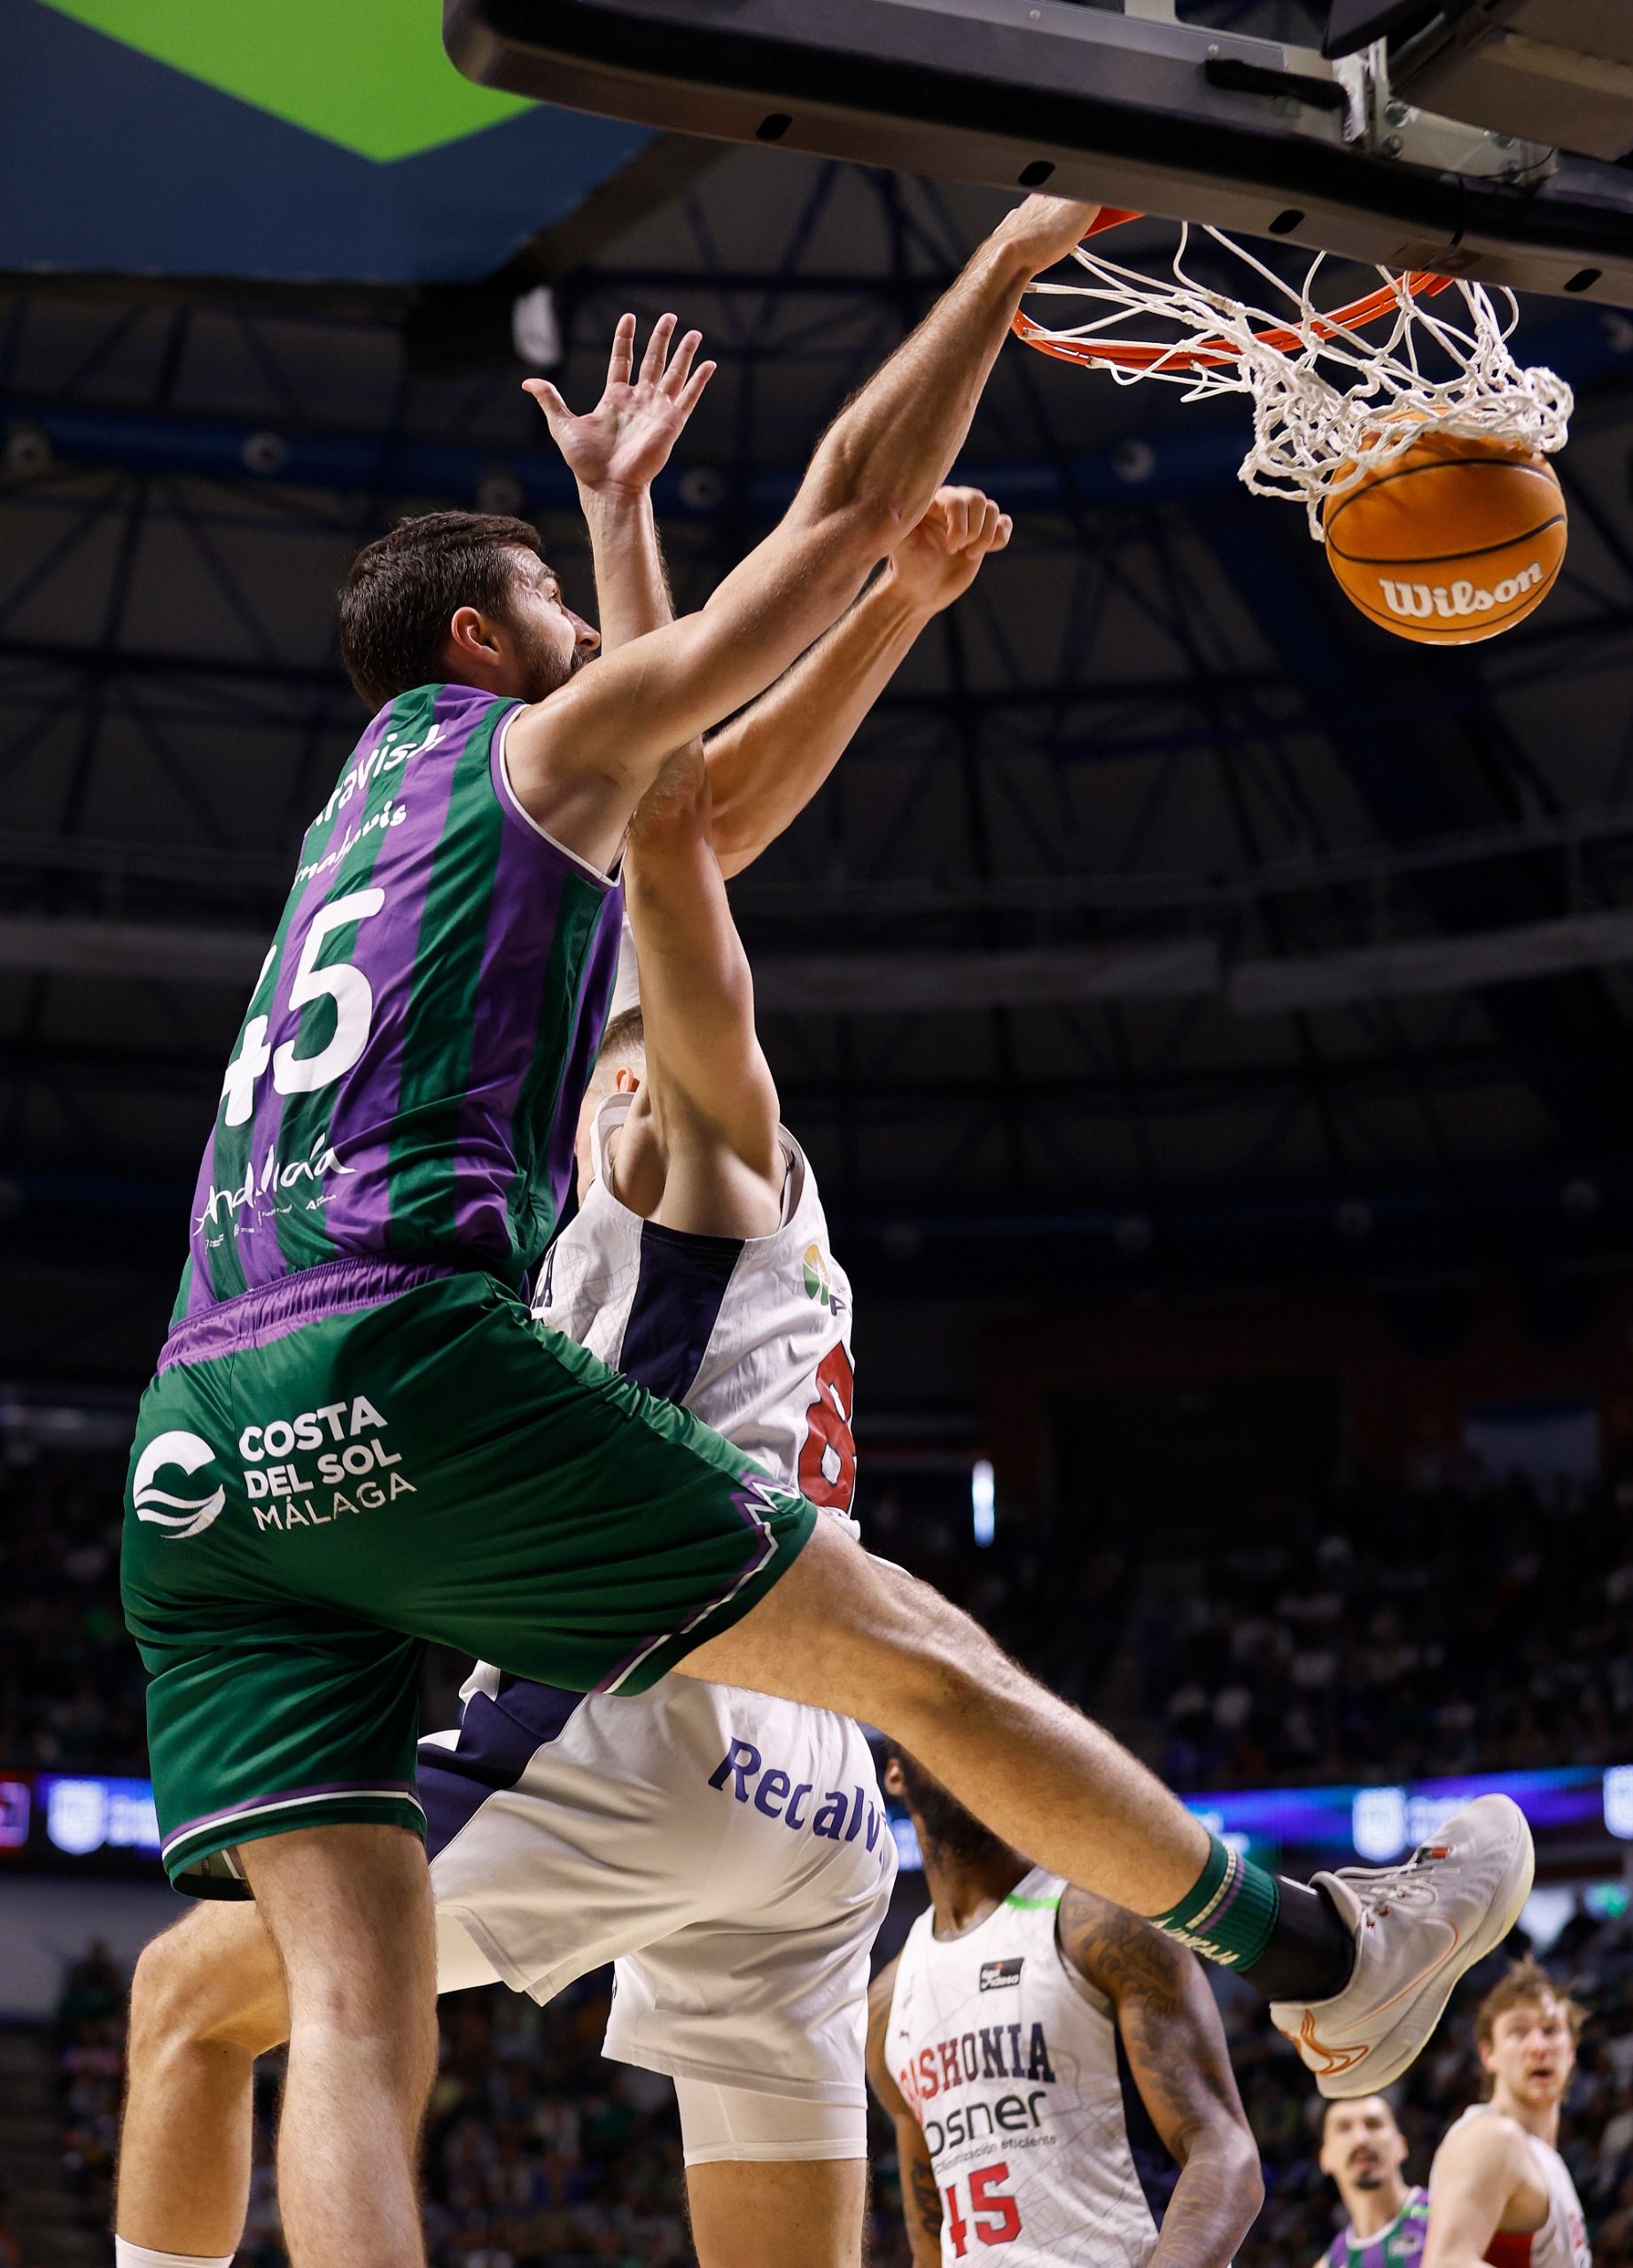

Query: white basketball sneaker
[1270,1793,1534,2099]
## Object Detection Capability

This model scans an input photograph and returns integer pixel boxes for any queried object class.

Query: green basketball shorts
[121,1258,816,1894]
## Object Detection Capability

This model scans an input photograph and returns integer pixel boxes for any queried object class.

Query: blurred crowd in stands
[3,1442,1633,1796]
[0,1452,146,1775]
[1135,1479,1632,1792]
[861,1472,1633,1791]
[4,1441,1632,1794]
[36,1899,1633,2268]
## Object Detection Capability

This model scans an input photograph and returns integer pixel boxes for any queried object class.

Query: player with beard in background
[867,1749,1263,2268]
[1318,2096,1429,2268]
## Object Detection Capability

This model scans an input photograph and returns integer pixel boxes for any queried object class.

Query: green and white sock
[1152,1834,1280,1970]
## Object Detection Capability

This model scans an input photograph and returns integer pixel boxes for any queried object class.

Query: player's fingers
[989,511,1014,552]
[938,489,998,552]
[522,378,569,425]
[664,328,704,395]
[946,489,977,548]
[606,312,637,388]
[640,313,677,385]
[976,498,1007,552]
[930,484,976,530]
[676,360,717,416]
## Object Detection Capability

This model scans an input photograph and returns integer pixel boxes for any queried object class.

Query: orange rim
[1015,208,1457,373]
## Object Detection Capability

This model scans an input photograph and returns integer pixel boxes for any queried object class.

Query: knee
[129,1914,288,2067]
[242,1824,436,2063]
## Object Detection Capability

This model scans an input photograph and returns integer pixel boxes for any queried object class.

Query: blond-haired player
[1425,1959,1590,2268]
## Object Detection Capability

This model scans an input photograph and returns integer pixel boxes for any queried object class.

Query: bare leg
[237,1823,438,2268]
[678,1519,1209,1915]
[687,2161,866,2268]
[118,1901,289,2256]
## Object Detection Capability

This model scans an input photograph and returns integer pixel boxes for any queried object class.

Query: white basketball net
[1023,223,1575,537]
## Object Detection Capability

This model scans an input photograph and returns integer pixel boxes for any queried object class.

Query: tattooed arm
[1058,1889,1264,2268]
[867,1958,944,2268]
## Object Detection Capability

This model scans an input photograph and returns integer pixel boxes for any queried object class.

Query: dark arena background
[6,2,1633,2264]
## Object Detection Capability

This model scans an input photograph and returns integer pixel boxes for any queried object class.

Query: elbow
[1186,2126,1264,2246]
[1243,2160,1268,2228]
[629,750,712,852]
[805,439,915,563]
[707,825,762,882]
[1231,2133,1268,2235]
[844,486,914,557]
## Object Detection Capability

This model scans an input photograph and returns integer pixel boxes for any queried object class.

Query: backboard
[444,0,1633,304]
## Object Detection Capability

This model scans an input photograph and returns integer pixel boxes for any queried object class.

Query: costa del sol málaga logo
[132,1430,226,1541]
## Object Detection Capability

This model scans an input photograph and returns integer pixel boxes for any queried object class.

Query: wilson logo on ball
[1322,431,1567,647]
[1376,562,1545,623]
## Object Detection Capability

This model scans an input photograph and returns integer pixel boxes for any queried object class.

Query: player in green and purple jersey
[120,190,1534,2268]
[1319,2098,1431,2268]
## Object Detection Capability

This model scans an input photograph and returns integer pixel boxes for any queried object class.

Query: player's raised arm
[504,196,1097,874]
[614,747,782,1218]
[529,310,713,654]
[704,485,1012,879]
[1058,1889,1264,2268]
[1423,2115,1528,2268]
[866,1960,944,2268]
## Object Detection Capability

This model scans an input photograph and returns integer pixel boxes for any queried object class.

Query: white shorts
[419,1672,896,2154]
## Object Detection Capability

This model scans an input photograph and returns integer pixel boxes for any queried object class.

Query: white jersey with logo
[888,1868,1178,2268]
[534,1091,857,1521]
[418,1097,890,2140]
[1435,2108,1590,2268]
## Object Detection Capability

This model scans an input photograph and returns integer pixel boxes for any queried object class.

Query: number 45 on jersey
[222,891,385,1126]
[945,2162,1022,2255]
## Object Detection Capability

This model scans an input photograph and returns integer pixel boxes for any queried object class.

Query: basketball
[1322,431,1567,646]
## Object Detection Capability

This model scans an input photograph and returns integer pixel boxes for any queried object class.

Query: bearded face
[892,1751,1008,1868]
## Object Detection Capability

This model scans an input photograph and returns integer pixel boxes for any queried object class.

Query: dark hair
[338,510,544,712]
[1321,2093,1401,2133]
[891,1749,1010,1870]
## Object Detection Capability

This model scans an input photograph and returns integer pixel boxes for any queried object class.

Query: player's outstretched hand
[886,485,1012,614]
[523,312,717,499]
[993,192,1101,274]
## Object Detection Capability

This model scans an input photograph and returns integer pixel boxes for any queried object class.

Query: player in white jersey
[113,309,1015,2268]
[867,1750,1263,2268]
[423,993,888,2173]
[535,1007,858,1530]
[1425,1961,1590,2268]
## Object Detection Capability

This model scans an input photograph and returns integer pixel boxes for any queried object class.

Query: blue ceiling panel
[1,0,651,284]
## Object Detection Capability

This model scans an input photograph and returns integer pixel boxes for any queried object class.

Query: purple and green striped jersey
[174,683,622,1324]
[1326,2190,1430,2268]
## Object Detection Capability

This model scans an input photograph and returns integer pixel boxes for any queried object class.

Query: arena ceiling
[6,6,1633,1386]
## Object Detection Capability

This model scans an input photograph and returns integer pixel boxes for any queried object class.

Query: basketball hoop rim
[1013,206,1455,374]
